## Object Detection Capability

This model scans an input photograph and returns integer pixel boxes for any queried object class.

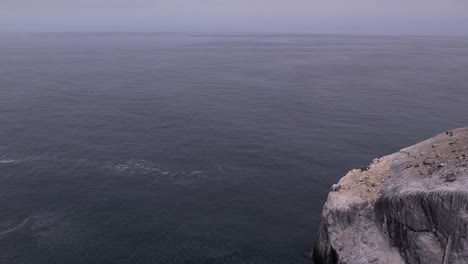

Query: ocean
[0,33,467,263]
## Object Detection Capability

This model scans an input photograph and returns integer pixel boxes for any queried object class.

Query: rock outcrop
[313,128,468,264]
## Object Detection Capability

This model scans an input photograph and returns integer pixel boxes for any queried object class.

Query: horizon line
[1,30,468,38]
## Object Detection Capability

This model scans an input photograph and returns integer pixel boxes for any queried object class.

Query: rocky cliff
[313,127,468,264]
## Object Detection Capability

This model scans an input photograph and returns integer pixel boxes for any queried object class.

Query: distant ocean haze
[0,33,467,264]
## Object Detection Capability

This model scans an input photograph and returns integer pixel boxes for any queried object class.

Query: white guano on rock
[313,127,468,264]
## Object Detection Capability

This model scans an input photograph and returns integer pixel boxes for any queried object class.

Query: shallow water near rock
[0,33,467,263]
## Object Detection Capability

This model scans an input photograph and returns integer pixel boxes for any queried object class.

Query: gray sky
[1,0,468,35]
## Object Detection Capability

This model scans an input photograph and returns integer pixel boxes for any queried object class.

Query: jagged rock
[313,128,468,264]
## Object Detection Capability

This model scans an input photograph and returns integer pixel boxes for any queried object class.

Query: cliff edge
[313,127,468,264]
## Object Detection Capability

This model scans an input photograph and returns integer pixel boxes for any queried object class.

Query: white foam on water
[103,159,167,176]
[102,159,208,187]
[0,159,20,164]
[0,154,68,165]
[0,218,30,237]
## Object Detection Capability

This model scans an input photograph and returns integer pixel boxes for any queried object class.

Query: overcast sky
[1,0,467,35]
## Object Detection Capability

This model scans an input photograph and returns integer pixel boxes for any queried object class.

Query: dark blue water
[0,33,467,264]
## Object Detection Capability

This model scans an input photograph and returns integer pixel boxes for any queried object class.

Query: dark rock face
[314,128,468,264]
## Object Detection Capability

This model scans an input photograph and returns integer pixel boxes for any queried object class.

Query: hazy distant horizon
[1,0,468,36]
[2,29,468,38]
